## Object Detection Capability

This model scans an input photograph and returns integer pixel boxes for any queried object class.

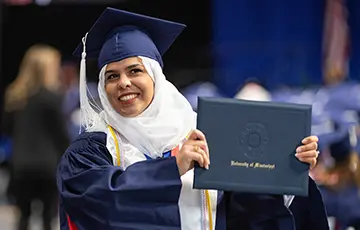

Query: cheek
[105,84,116,100]
[136,77,154,102]
[144,80,155,102]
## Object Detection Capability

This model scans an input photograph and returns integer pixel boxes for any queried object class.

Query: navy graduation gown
[57,132,329,230]
[320,185,360,230]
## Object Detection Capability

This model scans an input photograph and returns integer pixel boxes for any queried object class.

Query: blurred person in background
[2,44,69,230]
[311,128,360,230]
[60,59,81,142]
[323,63,348,86]
[61,59,100,141]
[181,81,224,111]
[61,59,79,92]
[234,78,271,102]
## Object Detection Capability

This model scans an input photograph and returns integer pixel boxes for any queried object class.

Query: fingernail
[296,147,301,153]
[295,153,299,157]
[205,165,209,170]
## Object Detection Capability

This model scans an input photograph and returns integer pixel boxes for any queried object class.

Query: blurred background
[0,0,359,230]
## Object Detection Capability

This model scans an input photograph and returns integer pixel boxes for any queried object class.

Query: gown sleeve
[289,178,329,230]
[225,177,329,230]
[57,132,182,230]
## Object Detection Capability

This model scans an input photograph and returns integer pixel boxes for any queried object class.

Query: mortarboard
[323,125,357,164]
[73,7,186,69]
[328,132,352,163]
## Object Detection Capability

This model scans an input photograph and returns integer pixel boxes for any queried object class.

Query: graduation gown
[320,185,360,230]
[57,132,329,230]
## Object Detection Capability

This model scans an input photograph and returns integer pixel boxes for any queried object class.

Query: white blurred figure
[182,81,224,111]
[234,79,271,102]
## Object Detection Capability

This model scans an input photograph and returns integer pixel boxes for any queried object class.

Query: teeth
[119,94,137,101]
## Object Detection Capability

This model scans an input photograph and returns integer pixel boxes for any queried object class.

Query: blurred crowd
[182,72,360,230]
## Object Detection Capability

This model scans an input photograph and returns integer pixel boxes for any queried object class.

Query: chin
[113,100,148,117]
[118,108,142,117]
[123,112,140,117]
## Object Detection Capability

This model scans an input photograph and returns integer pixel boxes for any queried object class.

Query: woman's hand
[295,135,319,169]
[176,129,210,176]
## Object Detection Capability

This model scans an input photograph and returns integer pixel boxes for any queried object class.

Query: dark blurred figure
[60,59,99,141]
[2,44,69,230]
[311,128,360,230]
[60,59,81,141]
[60,58,79,92]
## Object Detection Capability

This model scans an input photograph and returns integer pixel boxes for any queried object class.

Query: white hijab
[82,55,196,158]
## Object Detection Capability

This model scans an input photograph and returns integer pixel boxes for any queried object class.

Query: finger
[296,142,318,153]
[195,140,210,164]
[196,146,210,167]
[297,157,317,169]
[188,129,206,141]
[182,143,210,167]
[295,150,319,158]
[187,151,206,168]
[184,140,208,152]
[301,136,319,145]
[183,140,209,161]
[310,158,317,169]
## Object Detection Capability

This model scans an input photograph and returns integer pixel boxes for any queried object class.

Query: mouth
[117,93,139,104]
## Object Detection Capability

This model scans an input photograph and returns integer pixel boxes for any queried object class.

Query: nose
[117,74,131,89]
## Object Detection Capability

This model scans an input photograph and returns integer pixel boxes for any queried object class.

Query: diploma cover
[193,97,312,196]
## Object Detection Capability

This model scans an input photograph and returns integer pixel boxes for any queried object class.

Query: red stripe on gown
[171,145,179,156]
[67,215,78,230]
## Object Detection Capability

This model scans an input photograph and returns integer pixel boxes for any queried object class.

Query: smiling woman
[56,7,329,230]
[104,57,154,117]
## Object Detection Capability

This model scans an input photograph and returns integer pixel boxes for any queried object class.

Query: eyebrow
[126,64,142,70]
[105,64,143,76]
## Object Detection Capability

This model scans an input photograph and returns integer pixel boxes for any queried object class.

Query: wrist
[175,156,185,176]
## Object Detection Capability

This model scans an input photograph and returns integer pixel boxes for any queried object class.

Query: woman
[3,44,69,230]
[57,8,328,230]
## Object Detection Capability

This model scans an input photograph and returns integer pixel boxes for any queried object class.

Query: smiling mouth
[118,93,139,103]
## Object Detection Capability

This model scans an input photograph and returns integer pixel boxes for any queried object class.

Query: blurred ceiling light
[5,0,32,5]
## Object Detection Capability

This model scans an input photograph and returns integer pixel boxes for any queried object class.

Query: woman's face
[104,57,154,117]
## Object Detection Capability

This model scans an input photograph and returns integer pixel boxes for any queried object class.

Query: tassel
[79,33,96,133]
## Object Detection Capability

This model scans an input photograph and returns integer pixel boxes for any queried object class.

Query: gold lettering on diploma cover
[230,161,249,168]
[230,161,275,170]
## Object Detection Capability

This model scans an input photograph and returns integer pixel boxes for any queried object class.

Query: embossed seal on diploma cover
[239,122,269,159]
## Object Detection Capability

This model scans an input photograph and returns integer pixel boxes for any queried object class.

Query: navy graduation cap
[328,131,352,163]
[73,7,186,69]
[322,125,358,164]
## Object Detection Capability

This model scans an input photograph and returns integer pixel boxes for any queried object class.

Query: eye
[130,68,143,75]
[106,74,118,80]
